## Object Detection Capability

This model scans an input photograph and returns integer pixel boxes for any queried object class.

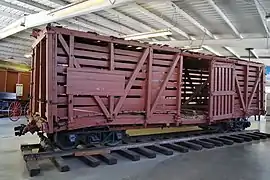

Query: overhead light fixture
[24,54,32,58]
[123,29,172,40]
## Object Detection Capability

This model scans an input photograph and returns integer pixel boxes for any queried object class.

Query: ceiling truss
[0,0,268,64]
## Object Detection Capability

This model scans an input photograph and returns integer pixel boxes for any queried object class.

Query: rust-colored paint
[30,26,266,134]
[6,71,18,93]
[19,73,30,100]
[0,68,30,100]
[0,69,7,92]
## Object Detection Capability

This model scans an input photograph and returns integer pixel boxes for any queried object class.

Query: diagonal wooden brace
[58,34,80,68]
[235,76,246,112]
[246,68,263,110]
[183,77,209,106]
[94,96,111,119]
[113,48,150,116]
[150,53,181,115]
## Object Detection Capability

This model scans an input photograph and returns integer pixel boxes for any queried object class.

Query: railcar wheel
[8,101,22,122]
[53,132,79,150]
[104,131,124,147]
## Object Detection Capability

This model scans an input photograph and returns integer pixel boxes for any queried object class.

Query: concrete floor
[1,117,270,180]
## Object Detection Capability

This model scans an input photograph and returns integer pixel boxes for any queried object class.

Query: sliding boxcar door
[210,61,235,122]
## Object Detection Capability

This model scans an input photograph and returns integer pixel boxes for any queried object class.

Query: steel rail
[23,129,260,161]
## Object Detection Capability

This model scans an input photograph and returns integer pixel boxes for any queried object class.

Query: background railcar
[0,68,30,121]
[15,26,265,149]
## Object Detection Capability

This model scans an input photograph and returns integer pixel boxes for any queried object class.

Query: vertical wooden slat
[231,65,235,114]
[226,68,229,114]
[46,34,52,129]
[216,67,219,116]
[224,69,226,115]
[30,49,34,114]
[220,68,224,115]
[225,95,227,115]
[176,55,183,119]
[215,67,218,92]
[261,66,266,114]
[209,61,214,122]
[109,42,115,116]
[224,68,227,115]
[52,34,58,131]
[217,67,220,92]
[227,68,231,114]
[213,67,217,117]
[184,72,186,100]
[221,67,224,91]
[46,32,57,133]
[69,36,74,67]
[228,68,231,92]
[39,39,46,117]
[146,48,153,120]
[245,64,249,111]
[257,66,261,115]
[68,35,74,122]
[224,67,227,91]
[32,45,40,113]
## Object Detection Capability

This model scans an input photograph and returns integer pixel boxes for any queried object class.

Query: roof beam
[206,0,243,38]
[170,2,228,57]
[0,44,29,52]
[16,0,51,10]
[170,2,216,39]
[254,0,270,37]
[0,10,21,19]
[0,0,132,39]
[0,46,28,55]
[48,0,68,6]
[0,51,26,58]
[66,19,120,36]
[15,0,134,36]
[132,3,192,40]
[94,9,169,40]
[11,33,33,41]
[224,46,240,58]
[106,8,155,32]
[0,56,31,64]
[15,0,117,36]
[152,38,270,49]
[0,42,30,50]
[1,37,33,46]
[251,49,259,59]
[202,45,222,56]
[0,1,35,14]
[85,13,138,34]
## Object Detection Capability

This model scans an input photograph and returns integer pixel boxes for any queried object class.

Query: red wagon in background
[15,26,266,149]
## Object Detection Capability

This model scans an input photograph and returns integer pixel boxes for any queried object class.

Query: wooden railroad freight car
[15,26,265,149]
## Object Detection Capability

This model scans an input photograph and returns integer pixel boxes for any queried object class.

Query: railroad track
[21,129,270,177]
